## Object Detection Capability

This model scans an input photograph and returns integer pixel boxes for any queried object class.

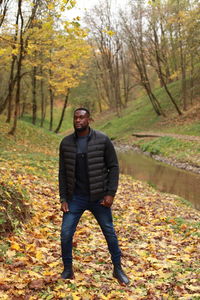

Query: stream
[117,150,200,210]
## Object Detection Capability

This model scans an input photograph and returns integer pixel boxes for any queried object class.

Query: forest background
[0,0,200,136]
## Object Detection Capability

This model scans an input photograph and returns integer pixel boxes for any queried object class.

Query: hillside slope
[93,93,200,171]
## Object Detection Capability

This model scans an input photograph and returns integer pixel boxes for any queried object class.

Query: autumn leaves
[1,169,200,299]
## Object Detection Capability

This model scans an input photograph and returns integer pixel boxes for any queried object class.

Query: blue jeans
[61,195,121,265]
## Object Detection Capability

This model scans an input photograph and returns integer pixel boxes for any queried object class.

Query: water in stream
[117,150,200,210]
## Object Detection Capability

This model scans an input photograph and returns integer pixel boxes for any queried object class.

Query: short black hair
[74,107,90,116]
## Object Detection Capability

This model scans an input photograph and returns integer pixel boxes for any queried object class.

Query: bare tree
[148,4,182,115]
[0,0,10,27]
[85,1,126,116]
[121,1,165,116]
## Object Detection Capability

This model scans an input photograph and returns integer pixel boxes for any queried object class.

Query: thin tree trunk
[9,0,23,135]
[6,57,17,122]
[114,50,121,116]
[49,88,54,131]
[177,0,187,110]
[0,0,10,27]
[48,68,54,131]
[0,0,18,117]
[120,51,129,108]
[40,68,46,127]
[190,53,194,105]
[93,75,103,113]
[54,89,70,134]
[180,40,187,110]
[169,27,179,81]
[32,66,37,124]
[152,26,182,115]
[20,97,26,118]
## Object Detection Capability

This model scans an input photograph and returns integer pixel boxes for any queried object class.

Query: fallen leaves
[0,139,200,299]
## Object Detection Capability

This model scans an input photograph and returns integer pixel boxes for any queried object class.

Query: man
[59,107,129,285]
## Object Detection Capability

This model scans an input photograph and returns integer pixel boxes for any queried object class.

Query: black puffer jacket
[59,129,119,202]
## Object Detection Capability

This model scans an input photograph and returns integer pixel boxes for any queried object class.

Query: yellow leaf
[28,271,42,278]
[11,242,21,251]
[36,251,43,260]
[0,292,9,300]
[49,261,60,268]
[26,243,36,252]
[184,246,195,253]
[85,269,93,275]
[71,293,81,300]
[43,270,55,276]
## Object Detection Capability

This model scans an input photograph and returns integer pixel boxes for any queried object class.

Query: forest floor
[0,118,200,299]
[0,163,200,299]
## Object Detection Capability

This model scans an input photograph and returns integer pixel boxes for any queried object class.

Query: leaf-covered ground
[0,162,200,299]
[0,120,200,299]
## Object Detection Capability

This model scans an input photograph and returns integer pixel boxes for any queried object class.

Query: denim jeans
[61,194,121,265]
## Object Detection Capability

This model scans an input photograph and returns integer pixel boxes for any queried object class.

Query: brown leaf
[28,278,45,290]
[9,261,27,270]
[44,274,60,283]
[0,283,10,291]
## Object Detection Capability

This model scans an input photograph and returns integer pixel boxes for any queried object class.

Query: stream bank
[114,141,200,175]
[115,139,200,210]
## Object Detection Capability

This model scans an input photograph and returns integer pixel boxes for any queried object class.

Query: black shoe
[113,264,130,286]
[61,264,74,279]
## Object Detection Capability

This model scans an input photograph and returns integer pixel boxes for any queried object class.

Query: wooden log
[132,133,160,138]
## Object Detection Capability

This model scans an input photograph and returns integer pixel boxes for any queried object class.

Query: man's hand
[101,195,114,208]
[61,202,69,213]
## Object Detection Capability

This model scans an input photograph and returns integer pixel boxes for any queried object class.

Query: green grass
[134,136,200,166]
[92,80,200,167]
[95,96,161,140]
[165,122,200,136]
[0,116,64,178]
[94,79,200,139]
[20,105,74,134]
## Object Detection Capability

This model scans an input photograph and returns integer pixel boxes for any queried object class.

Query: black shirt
[74,135,90,196]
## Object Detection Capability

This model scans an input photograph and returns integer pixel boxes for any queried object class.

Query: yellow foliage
[10,242,21,251]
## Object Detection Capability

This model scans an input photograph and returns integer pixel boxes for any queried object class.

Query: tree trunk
[48,69,54,131]
[6,58,17,122]
[177,0,187,110]
[54,89,70,134]
[189,53,194,105]
[169,27,179,81]
[152,26,182,115]
[0,0,10,27]
[93,74,103,113]
[32,65,37,124]
[9,0,23,135]
[40,68,46,127]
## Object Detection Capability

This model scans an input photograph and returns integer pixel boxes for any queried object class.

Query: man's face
[73,110,90,132]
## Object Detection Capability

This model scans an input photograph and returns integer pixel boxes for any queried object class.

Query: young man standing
[59,108,129,285]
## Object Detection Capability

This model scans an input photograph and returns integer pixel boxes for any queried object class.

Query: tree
[0,0,91,134]
[148,1,182,115]
[121,0,166,116]
[85,1,133,115]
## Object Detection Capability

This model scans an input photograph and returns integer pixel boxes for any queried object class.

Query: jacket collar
[73,127,93,141]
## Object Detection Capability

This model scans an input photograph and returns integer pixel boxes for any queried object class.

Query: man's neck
[76,128,90,137]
